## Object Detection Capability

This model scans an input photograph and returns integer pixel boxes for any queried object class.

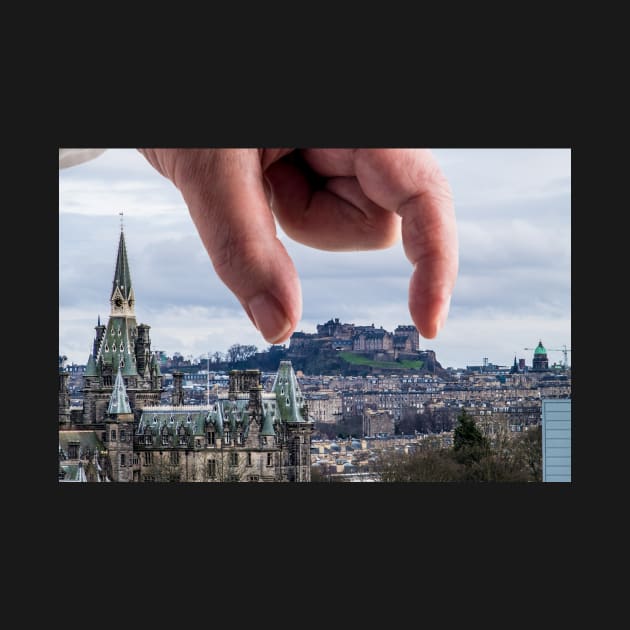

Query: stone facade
[363,409,395,437]
[131,364,313,482]
[59,228,313,482]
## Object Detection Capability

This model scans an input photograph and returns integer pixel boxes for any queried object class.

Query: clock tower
[75,222,163,427]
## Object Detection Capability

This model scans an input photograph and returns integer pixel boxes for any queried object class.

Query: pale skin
[138,149,458,345]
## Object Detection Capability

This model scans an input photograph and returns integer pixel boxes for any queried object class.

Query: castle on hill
[288,318,440,372]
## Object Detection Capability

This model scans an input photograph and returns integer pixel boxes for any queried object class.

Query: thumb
[140,148,301,344]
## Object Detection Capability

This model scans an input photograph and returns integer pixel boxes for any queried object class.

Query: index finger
[351,149,457,339]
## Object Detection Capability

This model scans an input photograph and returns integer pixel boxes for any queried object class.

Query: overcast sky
[59,148,571,369]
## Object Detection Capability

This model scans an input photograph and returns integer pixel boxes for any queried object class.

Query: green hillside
[339,352,423,370]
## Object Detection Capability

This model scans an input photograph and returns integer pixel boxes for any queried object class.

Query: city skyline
[59,148,571,369]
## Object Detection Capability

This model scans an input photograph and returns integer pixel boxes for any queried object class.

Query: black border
[45,81,579,565]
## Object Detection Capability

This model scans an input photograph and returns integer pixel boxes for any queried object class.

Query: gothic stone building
[59,227,313,482]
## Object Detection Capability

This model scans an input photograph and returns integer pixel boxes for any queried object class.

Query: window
[248,475,259,482]
[229,452,239,467]
[267,453,273,467]
[144,475,155,483]
[120,430,126,441]
[170,451,179,465]
[111,429,117,441]
[195,439,201,449]
[247,452,252,467]
[133,453,139,466]
[224,431,231,445]
[162,433,169,446]
[179,435,188,446]
[207,459,216,478]
[143,451,153,466]
[144,435,152,446]
[120,453,126,467]
[237,432,243,445]
[207,431,215,446]
[68,443,79,459]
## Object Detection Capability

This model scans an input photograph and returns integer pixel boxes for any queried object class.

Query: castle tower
[105,366,135,482]
[79,222,163,425]
[272,361,313,481]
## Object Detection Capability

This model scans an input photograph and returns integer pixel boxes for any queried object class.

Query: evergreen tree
[453,409,489,465]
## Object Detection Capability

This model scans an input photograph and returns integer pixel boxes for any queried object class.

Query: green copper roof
[59,430,105,457]
[97,316,138,375]
[534,341,547,355]
[111,230,133,302]
[261,405,277,436]
[122,354,137,376]
[108,367,132,415]
[272,361,308,423]
[85,353,98,377]
[137,399,252,439]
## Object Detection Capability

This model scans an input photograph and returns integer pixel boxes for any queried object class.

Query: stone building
[59,226,313,482]
[353,328,393,352]
[59,227,163,430]
[304,390,343,424]
[532,340,550,371]
[363,409,395,437]
[132,362,313,482]
[394,325,419,352]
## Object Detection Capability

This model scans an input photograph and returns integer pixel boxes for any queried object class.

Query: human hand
[138,149,457,343]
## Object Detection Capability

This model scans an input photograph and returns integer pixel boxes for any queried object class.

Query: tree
[337,414,363,438]
[397,406,421,434]
[453,409,489,465]
[226,344,257,365]
[376,448,462,482]
[515,424,542,482]
[314,422,338,440]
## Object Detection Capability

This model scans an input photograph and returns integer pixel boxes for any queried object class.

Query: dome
[534,341,547,355]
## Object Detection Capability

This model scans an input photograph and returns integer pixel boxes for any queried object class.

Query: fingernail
[436,295,451,333]
[248,293,292,344]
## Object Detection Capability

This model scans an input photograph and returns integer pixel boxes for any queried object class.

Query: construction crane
[524,344,572,368]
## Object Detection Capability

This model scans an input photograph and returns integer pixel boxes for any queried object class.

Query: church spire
[107,364,132,415]
[110,220,134,312]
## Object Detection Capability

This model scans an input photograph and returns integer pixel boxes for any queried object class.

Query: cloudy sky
[59,148,571,369]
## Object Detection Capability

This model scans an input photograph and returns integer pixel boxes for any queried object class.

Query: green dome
[534,341,547,355]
